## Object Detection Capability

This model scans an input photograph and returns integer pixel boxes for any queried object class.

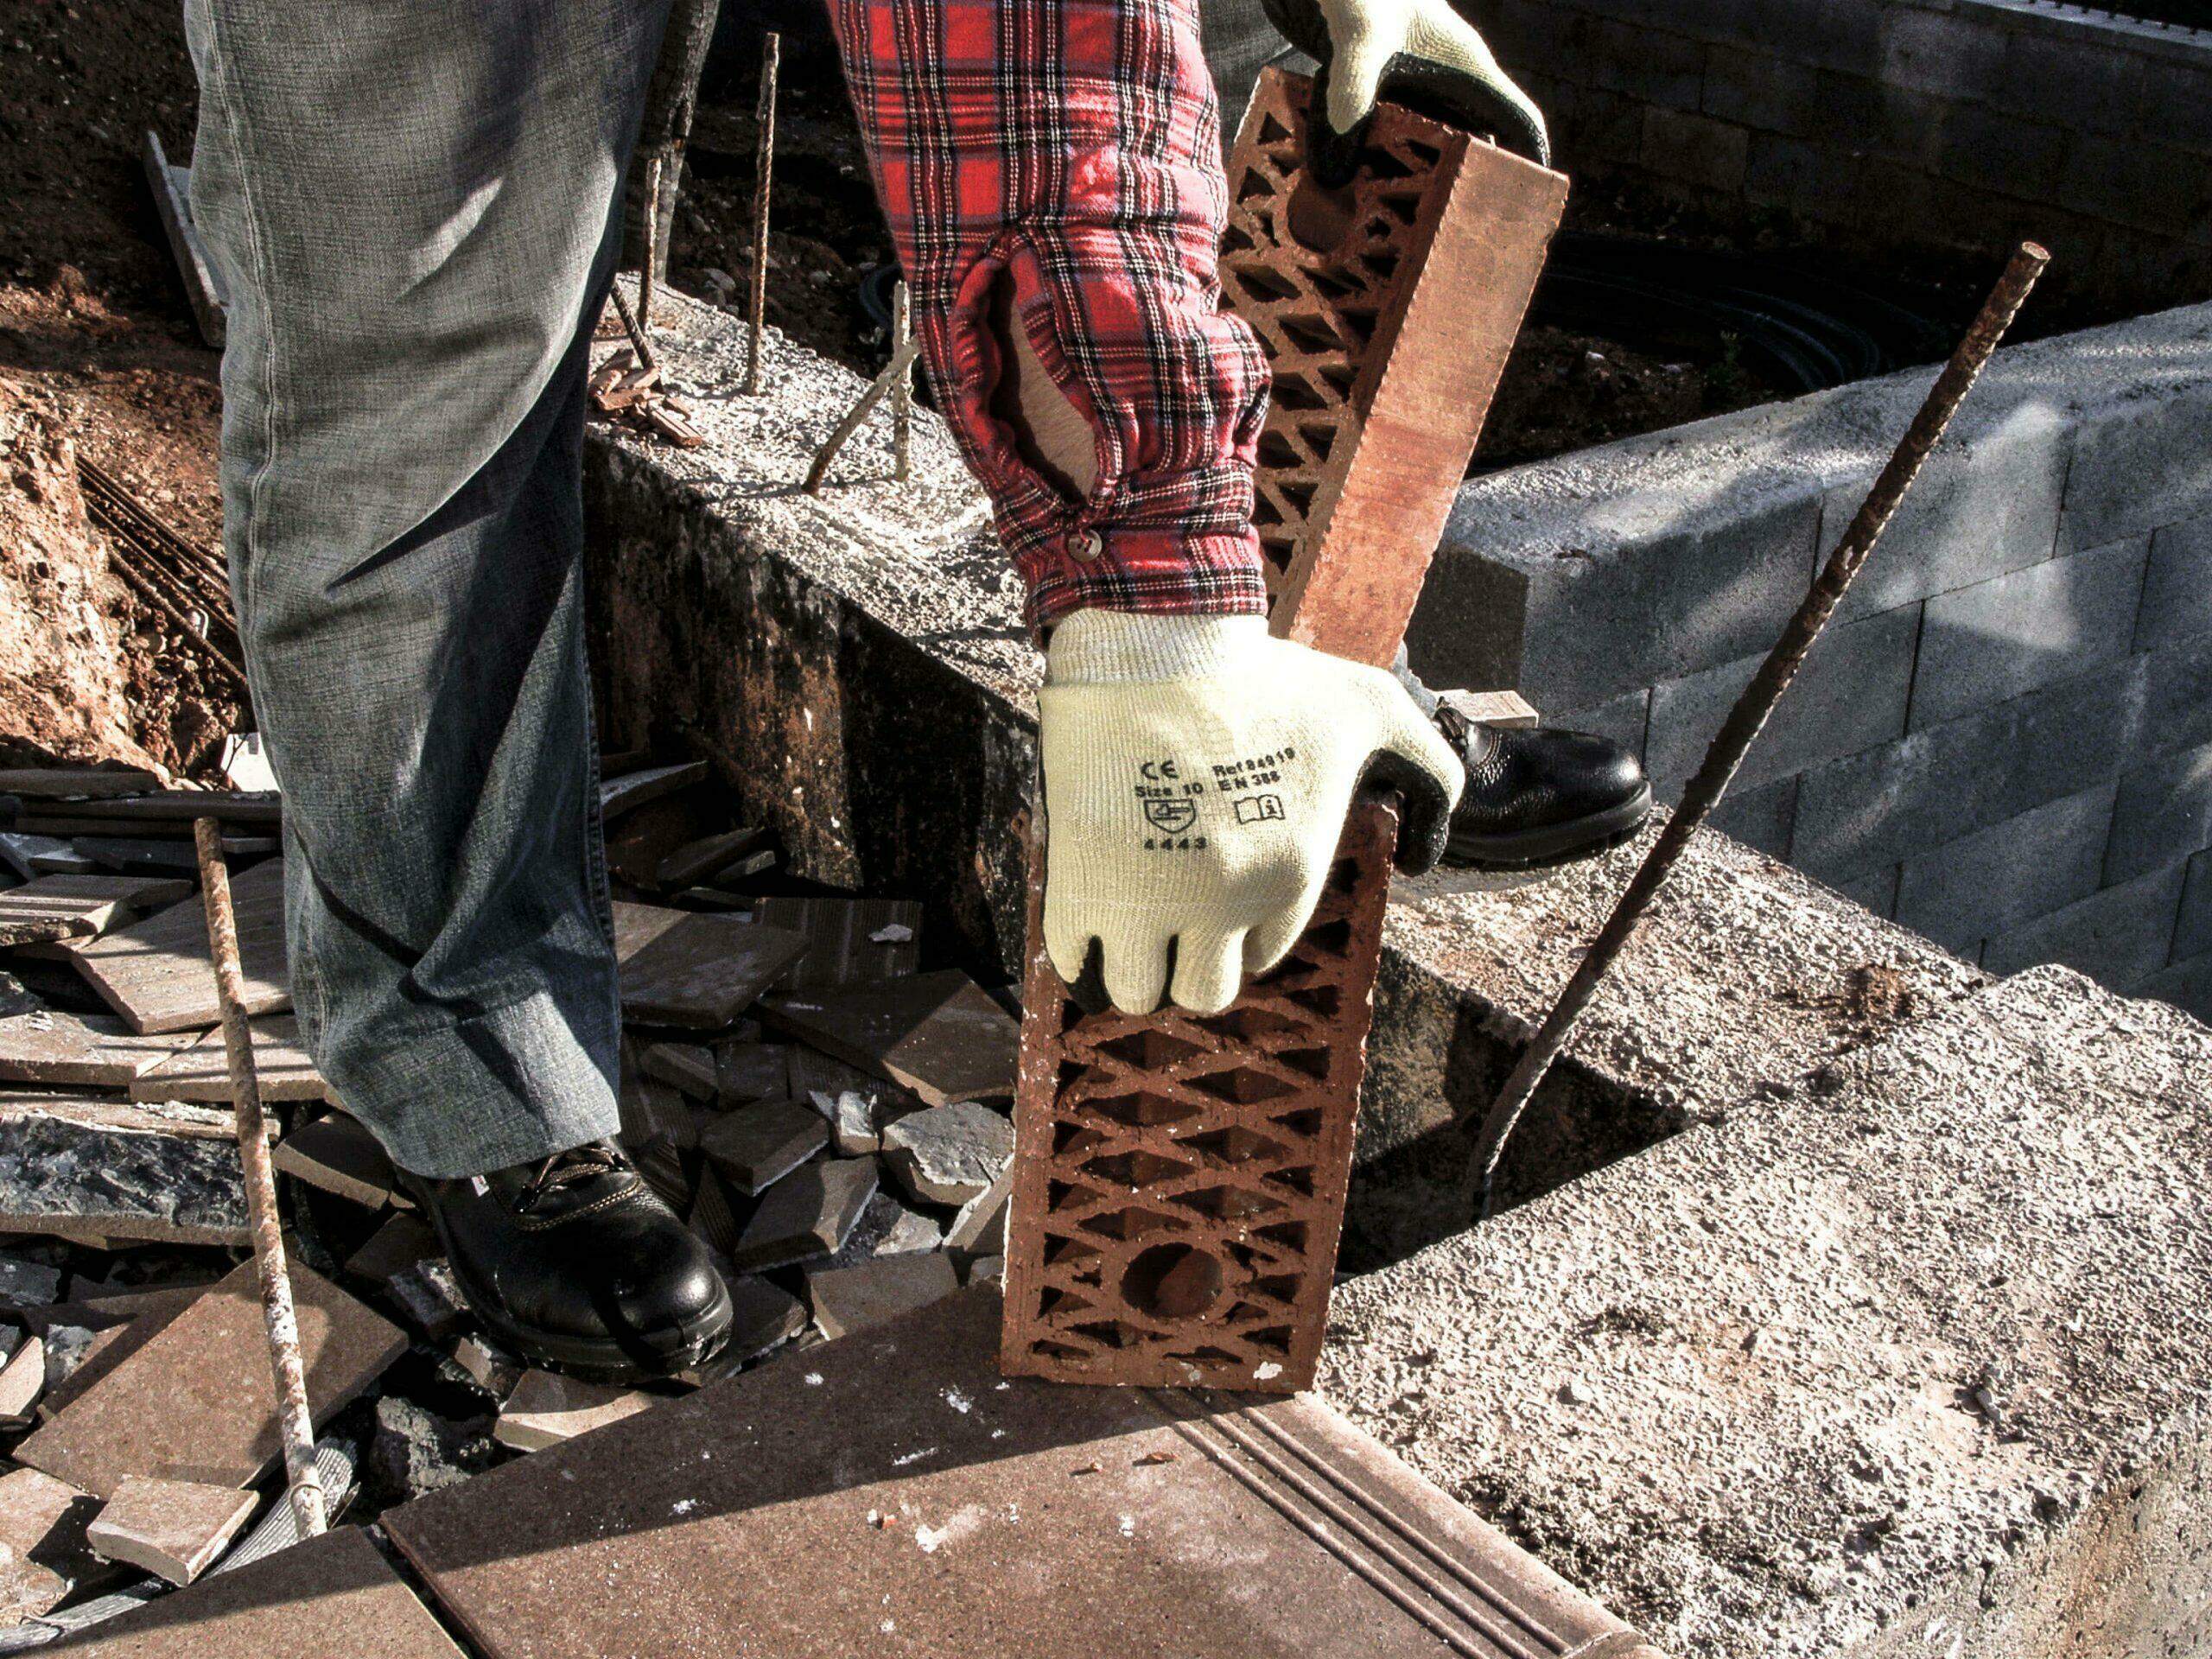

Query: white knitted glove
[1039,611,1463,1015]
[1259,0,1548,174]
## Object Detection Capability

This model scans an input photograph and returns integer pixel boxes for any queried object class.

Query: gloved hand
[1257,0,1548,184]
[1039,610,1463,1016]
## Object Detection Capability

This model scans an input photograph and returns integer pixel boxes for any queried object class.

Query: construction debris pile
[0,758,1015,1645]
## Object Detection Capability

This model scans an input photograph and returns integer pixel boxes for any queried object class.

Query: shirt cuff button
[1067,528,1103,563]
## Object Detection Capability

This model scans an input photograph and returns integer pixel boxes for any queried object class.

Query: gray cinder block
[1644,602,1918,790]
[2060,357,2212,554]
[1703,774,1799,860]
[1821,861,1900,921]
[1908,537,2150,730]
[1796,657,2148,878]
[1638,107,1750,193]
[2107,740,2212,886]
[1895,782,2118,955]
[2171,847,2212,966]
[1545,685,1652,760]
[2137,514,2212,652]
[1982,863,2185,988]
[1879,5,2008,101]
[2144,632,2212,760]
[2135,950,2212,1025]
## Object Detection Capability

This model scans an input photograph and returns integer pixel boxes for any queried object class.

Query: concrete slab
[384,1288,1661,1658]
[39,1523,462,1658]
[1320,967,2212,1657]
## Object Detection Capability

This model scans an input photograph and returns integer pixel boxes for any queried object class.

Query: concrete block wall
[1476,0,2212,313]
[1408,297,2212,1017]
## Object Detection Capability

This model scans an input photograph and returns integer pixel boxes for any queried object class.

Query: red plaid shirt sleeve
[826,0,1271,633]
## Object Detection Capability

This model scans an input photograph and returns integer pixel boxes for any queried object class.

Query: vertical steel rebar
[891,279,912,482]
[195,820,327,1539]
[639,152,664,334]
[744,30,781,396]
[1462,242,2051,1220]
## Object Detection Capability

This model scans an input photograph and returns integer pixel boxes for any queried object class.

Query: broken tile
[639,1040,716,1101]
[207,1437,359,1579]
[274,1112,401,1208]
[0,768,164,801]
[0,1010,195,1087]
[0,874,193,943]
[684,1167,742,1257]
[0,1336,45,1426]
[493,1371,657,1452]
[29,1284,204,1420]
[70,836,197,877]
[612,903,805,1031]
[344,1211,439,1291]
[86,1475,257,1586]
[804,1251,961,1340]
[965,1255,1005,1285]
[0,1092,247,1245]
[598,761,707,822]
[16,1259,405,1498]
[762,969,1018,1106]
[41,1323,96,1395]
[0,834,90,881]
[876,1209,945,1255]
[0,1255,62,1309]
[788,1046,919,1156]
[388,1260,469,1343]
[627,1130,696,1211]
[753,897,922,989]
[880,1100,1014,1205]
[48,1524,464,1657]
[728,1155,878,1272]
[654,825,773,890]
[616,1067,698,1152]
[130,1015,328,1104]
[714,1040,791,1105]
[0,1466,95,1621]
[69,859,289,1035]
[945,1163,1012,1261]
[723,1276,810,1367]
[698,1098,828,1196]
[451,1335,523,1402]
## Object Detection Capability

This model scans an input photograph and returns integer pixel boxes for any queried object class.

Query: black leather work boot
[399,1141,733,1383]
[1435,703,1653,870]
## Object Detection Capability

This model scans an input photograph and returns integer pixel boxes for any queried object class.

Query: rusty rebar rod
[802,332,923,493]
[639,153,664,334]
[607,281,658,375]
[743,30,780,396]
[891,278,912,483]
[1463,241,2050,1221]
[194,819,327,1539]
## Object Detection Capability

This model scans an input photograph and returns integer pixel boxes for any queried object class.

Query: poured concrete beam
[1320,965,2212,1657]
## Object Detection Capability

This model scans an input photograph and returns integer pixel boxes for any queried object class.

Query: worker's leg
[182,0,671,1176]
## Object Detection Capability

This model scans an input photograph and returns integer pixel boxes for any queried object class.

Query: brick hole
[1121,1243,1227,1319]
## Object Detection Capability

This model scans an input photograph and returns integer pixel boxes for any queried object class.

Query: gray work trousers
[186,1,1368,1177]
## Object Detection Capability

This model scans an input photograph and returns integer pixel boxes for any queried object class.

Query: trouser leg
[184,0,672,1176]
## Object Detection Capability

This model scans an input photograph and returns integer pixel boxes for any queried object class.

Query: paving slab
[0,1093,246,1246]
[1321,966,2212,1658]
[129,1015,327,1104]
[86,1475,257,1586]
[878,1099,1011,1206]
[31,1284,205,1420]
[67,859,289,1035]
[384,1286,1656,1659]
[762,970,1019,1106]
[728,1155,878,1273]
[699,1098,829,1196]
[39,1523,462,1658]
[0,1012,195,1087]
[343,1211,439,1291]
[612,902,806,1030]
[802,1250,959,1340]
[16,1259,404,1498]
[753,896,923,988]
[273,1112,401,1209]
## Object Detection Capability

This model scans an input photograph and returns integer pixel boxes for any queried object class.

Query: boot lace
[514,1142,626,1216]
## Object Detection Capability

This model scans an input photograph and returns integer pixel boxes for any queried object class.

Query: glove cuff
[1044,609,1268,685]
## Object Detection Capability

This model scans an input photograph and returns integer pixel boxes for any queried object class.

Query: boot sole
[1442,785,1655,872]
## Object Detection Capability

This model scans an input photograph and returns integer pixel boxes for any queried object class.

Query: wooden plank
[143,130,226,349]
[611,902,806,1031]
[0,1011,197,1086]
[130,1014,328,1104]
[753,897,921,989]
[69,859,289,1034]
[762,970,1018,1106]
[0,768,164,800]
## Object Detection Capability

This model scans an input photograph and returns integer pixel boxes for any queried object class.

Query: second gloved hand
[1039,610,1464,1016]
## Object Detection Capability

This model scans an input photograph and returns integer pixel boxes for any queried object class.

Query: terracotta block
[1223,67,1567,668]
[1001,801,1397,1394]
[86,1474,257,1585]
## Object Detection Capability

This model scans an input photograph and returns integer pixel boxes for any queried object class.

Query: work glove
[1258,0,1549,185]
[1039,610,1463,1016]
